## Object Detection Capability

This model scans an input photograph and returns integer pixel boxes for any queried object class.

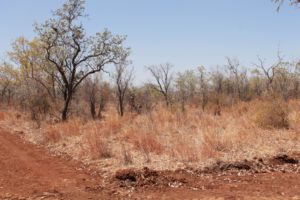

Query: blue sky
[0,0,300,83]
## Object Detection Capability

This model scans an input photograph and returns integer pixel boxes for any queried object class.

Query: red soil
[0,129,300,200]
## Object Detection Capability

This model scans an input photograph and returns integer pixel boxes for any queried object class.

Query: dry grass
[126,130,163,155]
[41,118,82,144]
[121,144,133,165]
[1,99,300,174]
[44,126,61,143]
[172,139,200,162]
[59,118,82,136]
[0,112,5,120]
[85,128,113,159]
[253,100,289,129]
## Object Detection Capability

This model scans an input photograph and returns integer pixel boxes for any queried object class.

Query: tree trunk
[51,72,56,100]
[7,90,12,106]
[164,94,169,107]
[90,100,96,119]
[62,106,68,121]
[181,99,185,112]
[61,91,72,121]
[118,96,124,117]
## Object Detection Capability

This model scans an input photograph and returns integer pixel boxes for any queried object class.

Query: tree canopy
[34,0,129,120]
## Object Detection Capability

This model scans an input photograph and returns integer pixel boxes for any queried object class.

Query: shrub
[86,130,112,159]
[134,134,163,155]
[254,100,289,129]
[29,95,51,127]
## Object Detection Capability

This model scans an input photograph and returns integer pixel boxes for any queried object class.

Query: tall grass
[3,99,300,171]
[253,100,289,129]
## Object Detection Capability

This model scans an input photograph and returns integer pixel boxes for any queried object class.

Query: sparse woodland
[0,0,300,172]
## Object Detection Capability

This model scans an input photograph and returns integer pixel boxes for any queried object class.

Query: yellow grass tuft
[85,127,113,159]
[253,100,289,129]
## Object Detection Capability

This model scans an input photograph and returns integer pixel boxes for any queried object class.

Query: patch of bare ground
[0,129,114,200]
[114,154,300,199]
[0,128,300,199]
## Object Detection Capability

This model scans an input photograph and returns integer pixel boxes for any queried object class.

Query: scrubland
[1,99,299,176]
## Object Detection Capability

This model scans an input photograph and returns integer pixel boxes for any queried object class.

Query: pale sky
[0,0,299,83]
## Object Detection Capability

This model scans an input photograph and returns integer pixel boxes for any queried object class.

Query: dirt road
[0,129,300,200]
[0,129,113,200]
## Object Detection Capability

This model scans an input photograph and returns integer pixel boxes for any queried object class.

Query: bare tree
[197,66,209,111]
[35,0,129,121]
[226,58,241,99]
[226,57,248,100]
[254,55,283,94]
[273,0,300,11]
[175,70,197,112]
[210,67,224,95]
[96,81,111,119]
[249,69,264,97]
[210,67,225,116]
[83,75,100,119]
[147,63,174,107]
[113,61,133,117]
[275,66,291,101]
